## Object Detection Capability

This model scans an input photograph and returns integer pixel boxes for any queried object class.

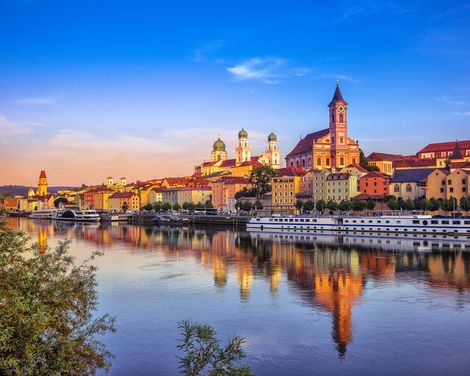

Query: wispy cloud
[437,96,467,106]
[0,114,34,144]
[316,73,360,84]
[226,57,310,84]
[338,0,413,21]
[193,40,224,63]
[13,96,56,105]
[452,111,470,116]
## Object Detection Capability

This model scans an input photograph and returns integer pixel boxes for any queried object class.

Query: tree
[316,200,326,212]
[177,320,252,376]
[429,198,440,212]
[366,199,376,211]
[182,202,192,210]
[54,197,68,208]
[352,200,366,211]
[153,202,162,211]
[403,199,415,211]
[0,224,115,374]
[295,200,304,212]
[173,203,181,211]
[387,196,399,210]
[326,200,338,211]
[162,202,172,211]
[241,201,253,212]
[122,201,129,212]
[303,200,315,212]
[359,149,379,172]
[338,200,352,212]
[249,166,276,196]
[205,200,213,209]
[461,197,470,211]
[254,200,263,210]
[142,203,153,211]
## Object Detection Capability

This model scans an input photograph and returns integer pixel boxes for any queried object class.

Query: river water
[5,218,470,375]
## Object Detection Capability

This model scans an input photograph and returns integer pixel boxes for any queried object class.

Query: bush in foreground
[0,223,115,375]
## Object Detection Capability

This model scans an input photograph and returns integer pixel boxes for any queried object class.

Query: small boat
[247,215,470,236]
[53,209,100,222]
[29,209,58,219]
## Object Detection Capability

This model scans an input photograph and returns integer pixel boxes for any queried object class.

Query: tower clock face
[338,106,344,113]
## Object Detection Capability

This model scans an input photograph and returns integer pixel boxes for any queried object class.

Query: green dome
[213,138,226,151]
[268,132,277,142]
[238,128,248,138]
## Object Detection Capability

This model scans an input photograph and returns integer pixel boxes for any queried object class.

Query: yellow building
[425,169,449,200]
[37,170,48,196]
[446,168,469,202]
[271,168,305,213]
[108,192,140,211]
[149,188,165,205]
[366,152,402,175]
[325,172,359,202]
[92,190,114,210]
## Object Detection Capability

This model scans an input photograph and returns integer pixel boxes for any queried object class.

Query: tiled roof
[214,176,251,185]
[326,173,351,180]
[219,159,237,168]
[393,159,436,168]
[450,161,470,169]
[417,140,470,154]
[345,163,369,173]
[362,171,389,179]
[367,152,403,161]
[286,128,330,158]
[390,168,443,183]
[275,167,306,177]
[237,159,263,168]
[39,170,47,178]
[110,192,136,199]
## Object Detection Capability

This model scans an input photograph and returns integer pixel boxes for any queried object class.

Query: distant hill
[0,185,79,197]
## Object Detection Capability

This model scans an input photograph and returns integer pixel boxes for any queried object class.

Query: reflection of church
[195,129,281,178]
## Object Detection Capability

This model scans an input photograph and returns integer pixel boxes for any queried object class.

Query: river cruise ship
[247,215,470,237]
[29,209,58,219]
[53,209,100,222]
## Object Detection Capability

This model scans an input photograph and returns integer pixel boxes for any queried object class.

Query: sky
[0,0,469,186]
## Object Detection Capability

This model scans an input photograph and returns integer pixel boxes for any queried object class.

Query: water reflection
[5,217,470,360]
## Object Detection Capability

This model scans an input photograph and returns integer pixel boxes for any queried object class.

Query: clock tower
[328,81,349,169]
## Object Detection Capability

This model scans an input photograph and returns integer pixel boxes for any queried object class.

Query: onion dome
[238,128,248,139]
[213,138,226,151]
[268,132,277,142]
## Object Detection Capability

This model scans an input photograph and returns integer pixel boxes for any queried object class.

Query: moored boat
[247,214,470,236]
[53,209,100,222]
[29,209,58,219]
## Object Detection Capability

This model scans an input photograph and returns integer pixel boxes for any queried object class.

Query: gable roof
[362,171,389,179]
[344,163,369,173]
[110,192,136,199]
[417,140,470,155]
[286,128,330,158]
[367,152,403,161]
[275,167,306,177]
[390,168,443,183]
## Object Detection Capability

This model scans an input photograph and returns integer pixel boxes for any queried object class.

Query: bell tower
[235,129,251,164]
[37,170,48,196]
[328,81,349,168]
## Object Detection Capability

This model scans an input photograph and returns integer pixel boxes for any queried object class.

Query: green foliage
[153,202,163,211]
[461,197,470,211]
[366,199,376,211]
[352,200,366,211]
[236,201,253,212]
[303,200,315,212]
[177,320,252,376]
[0,223,116,374]
[173,203,182,211]
[254,200,263,210]
[429,198,440,212]
[295,200,303,211]
[326,200,338,211]
[162,202,172,211]
[359,149,379,172]
[338,200,351,212]
[249,166,276,196]
[143,203,154,211]
[235,188,258,200]
[122,201,129,212]
[315,200,326,212]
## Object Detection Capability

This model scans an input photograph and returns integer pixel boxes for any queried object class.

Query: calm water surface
[6,218,470,376]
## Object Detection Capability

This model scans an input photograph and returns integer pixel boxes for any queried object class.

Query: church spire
[328,81,345,106]
[452,141,463,160]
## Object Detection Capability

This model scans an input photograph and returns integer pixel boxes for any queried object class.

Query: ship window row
[268,218,318,223]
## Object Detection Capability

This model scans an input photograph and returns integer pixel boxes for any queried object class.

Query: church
[286,82,360,171]
[195,129,281,178]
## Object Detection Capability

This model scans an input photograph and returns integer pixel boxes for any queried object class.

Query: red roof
[275,167,306,177]
[39,170,47,178]
[214,176,251,185]
[450,161,470,169]
[219,159,237,168]
[110,192,136,199]
[367,152,403,161]
[286,129,330,158]
[418,140,470,155]
[362,171,389,179]
[393,159,436,168]
[345,163,369,173]
[326,172,351,180]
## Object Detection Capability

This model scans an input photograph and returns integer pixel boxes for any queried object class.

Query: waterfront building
[425,169,449,200]
[0,197,19,210]
[92,190,115,210]
[162,187,212,207]
[271,167,305,213]
[148,188,166,205]
[445,168,469,202]
[417,140,470,161]
[285,83,360,171]
[325,173,359,202]
[210,176,252,211]
[359,171,390,197]
[366,152,403,175]
[388,169,433,199]
[108,192,140,211]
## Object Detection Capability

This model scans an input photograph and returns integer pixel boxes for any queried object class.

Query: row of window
[273,192,294,197]
[273,198,294,204]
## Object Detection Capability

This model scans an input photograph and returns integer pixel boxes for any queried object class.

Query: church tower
[37,170,48,196]
[328,81,349,169]
[235,129,251,164]
[211,137,228,162]
[264,132,281,169]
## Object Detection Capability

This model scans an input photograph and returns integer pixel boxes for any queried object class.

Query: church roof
[286,128,330,158]
[367,152,403,161]
[328,82,346,106]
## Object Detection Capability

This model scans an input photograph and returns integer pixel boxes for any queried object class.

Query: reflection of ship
[248,215,470,236]
[53,210,100,222]
[29,209,58,219]
[248,229,470,252]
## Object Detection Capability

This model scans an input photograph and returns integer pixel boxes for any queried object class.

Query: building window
[406,184,412,192]
[317,157,321,166]
[394,185,399,193]
[340,157,345,165]
[448,180,452,185]
[326,158,330,166]
[339,114,344,123]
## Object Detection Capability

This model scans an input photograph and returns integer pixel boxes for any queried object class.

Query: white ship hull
[247,215,470,237]
[53,210,100,222]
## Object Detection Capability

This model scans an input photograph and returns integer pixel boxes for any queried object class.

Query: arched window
[394,185,399,193]
[406,184,412,192]
[302,159,306,168]
[339,114,344,123]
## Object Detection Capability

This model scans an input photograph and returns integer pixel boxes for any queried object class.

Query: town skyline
[1,0,469,185]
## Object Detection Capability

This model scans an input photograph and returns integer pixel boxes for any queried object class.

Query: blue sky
[0,0,469,185]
